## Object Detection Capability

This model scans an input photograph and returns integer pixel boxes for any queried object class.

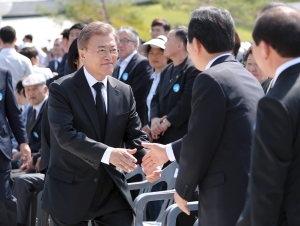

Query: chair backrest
[132,162,180,225]
[128,161,179,196]
[125,165,146,181]
[161,201,199,226]
[193,219,199,226]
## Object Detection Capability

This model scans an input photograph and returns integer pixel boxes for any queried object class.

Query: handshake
[109,143,169,182]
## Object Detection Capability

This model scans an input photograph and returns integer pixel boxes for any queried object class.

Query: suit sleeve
[5,70,28,144]
[131,59,153,120]
[175,73,227,201]
[167,66,198,129]
[123,87,149,165]
[171,138,182,162]
[250,97,292,225]
[48,82,109,170]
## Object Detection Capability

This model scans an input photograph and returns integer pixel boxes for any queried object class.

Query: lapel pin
[33,131,39,138]
[122,72,128,81]
[173,84,180,92]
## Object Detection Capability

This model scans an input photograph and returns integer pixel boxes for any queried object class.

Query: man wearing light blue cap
[22,73,48,155]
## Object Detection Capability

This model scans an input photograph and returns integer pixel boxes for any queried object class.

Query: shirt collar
[83,66,108,89]
[150,71,161,79]
[273,57,300,87]
[33,96,47,113]
[0,47,17,54]
[118,50,137,66]
[205,53,231,70]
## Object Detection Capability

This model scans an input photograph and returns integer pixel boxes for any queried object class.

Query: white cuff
[166,143,176,162]
[101,147,113,165]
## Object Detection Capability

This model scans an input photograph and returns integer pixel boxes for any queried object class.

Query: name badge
[122,73,129,81]
[0,92,3,101]
[173,84,180,92]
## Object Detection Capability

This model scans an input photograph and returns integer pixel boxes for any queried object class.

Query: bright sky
[1,16,73,50]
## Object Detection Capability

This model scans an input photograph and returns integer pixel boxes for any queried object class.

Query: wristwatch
[162,118,171,127]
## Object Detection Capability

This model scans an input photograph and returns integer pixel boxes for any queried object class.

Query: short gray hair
[77,21,119,50]
[117,26,139,43]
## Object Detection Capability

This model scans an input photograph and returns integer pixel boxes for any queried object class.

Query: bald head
[253,6,300,58]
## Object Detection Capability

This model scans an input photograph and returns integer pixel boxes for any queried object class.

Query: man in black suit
[42,21,149,226]
[112,26,153,120]
[23,73,48,154]
[150,26,199,144]
[237,5,300,226]
[142,6,264,226]
[47,38,64,73]
[0,67,31,226]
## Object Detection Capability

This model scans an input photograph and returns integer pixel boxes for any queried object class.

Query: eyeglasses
[85,47,119,57]
[119,39,135,44]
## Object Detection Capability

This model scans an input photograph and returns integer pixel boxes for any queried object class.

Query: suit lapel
[104,77,120,143]
[112,65,120,79]
[26,106,35,138]
[73,68,102,141]
[119,54,137,83]
[34,100,47,125]
[163,58,189,98]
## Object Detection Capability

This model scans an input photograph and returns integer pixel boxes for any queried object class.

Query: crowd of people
[0,2,299,226]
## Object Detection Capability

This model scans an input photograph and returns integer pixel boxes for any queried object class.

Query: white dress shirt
[118,50,137,79]
[83,67,112,164]
[146,72,161,121]
[166,53,232,161]
[54,57,62,71]
[0,48,33,88]
[272,57,300,87]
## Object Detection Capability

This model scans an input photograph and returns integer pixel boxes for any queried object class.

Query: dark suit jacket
[42,67,148,224]
[172,55,264,226]
[0,67,28,159]
[150,57,199,144]
[141,77,154,127]
[237,63,300,226]
[56,53,68,77]
[112,53,153,121]
[47,59,59,73]
[26,100,47,153]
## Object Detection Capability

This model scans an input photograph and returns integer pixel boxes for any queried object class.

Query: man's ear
[192,38,201,54]
[79,49,86,63]
[260,40,271,60]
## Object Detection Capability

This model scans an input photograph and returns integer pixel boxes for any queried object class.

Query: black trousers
[0,152,17,226]
[51,208,133,226]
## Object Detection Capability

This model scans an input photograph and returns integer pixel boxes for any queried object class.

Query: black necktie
[92,82,107,142]
[26,109,36,139]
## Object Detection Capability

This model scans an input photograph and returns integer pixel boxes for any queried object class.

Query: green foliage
[41,0,299,42]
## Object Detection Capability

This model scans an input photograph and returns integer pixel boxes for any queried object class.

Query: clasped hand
[109,148,138,173]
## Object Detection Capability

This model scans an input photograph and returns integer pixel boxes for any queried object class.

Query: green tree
[41,0,147,35]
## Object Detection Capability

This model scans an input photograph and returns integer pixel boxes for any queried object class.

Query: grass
[131,3,253,42]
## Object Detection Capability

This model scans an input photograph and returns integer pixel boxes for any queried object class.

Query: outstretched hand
[141,142,169,172]
[109,148,137,173]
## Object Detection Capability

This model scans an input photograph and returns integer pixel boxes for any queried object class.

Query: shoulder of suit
[52,72,76,85]
[108,76,131,90]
